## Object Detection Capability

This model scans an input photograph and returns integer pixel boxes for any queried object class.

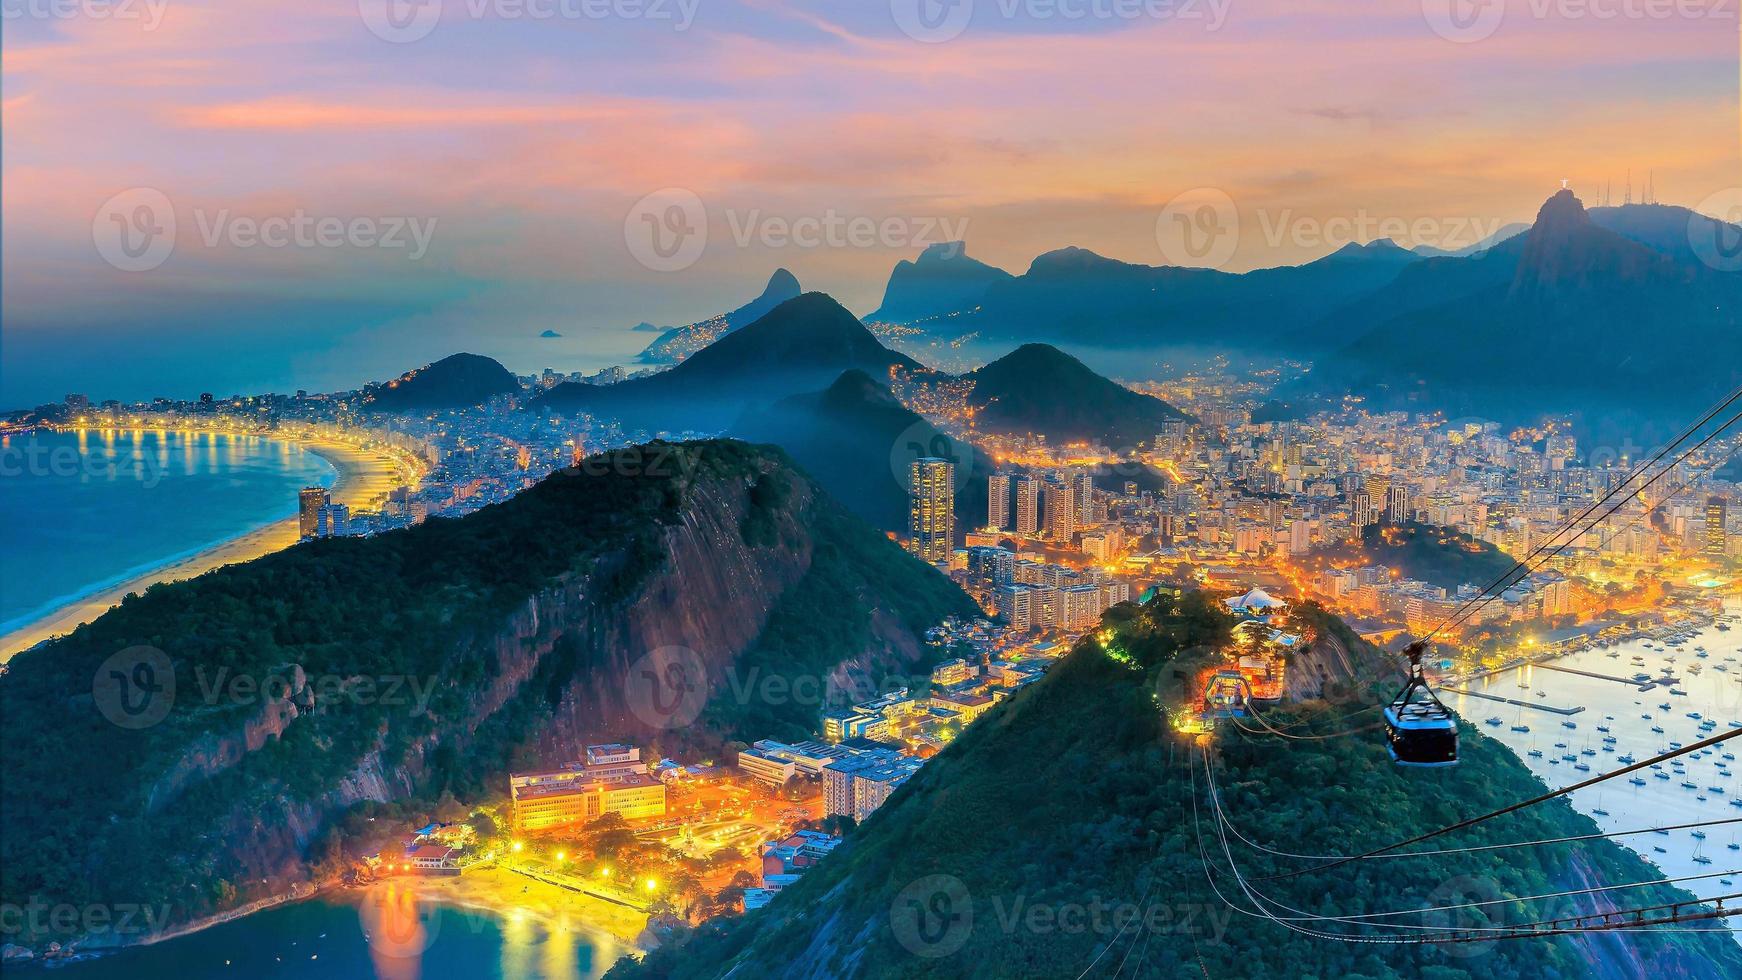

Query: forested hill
[0,440,977,951]
[610,595,1742,979]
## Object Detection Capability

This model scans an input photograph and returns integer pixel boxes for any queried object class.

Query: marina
[1447,612,1742,945]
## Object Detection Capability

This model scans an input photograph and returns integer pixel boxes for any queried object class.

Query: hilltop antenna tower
[1625,169,1633,205]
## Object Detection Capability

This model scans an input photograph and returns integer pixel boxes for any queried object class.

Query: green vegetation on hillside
[613,594,1742,979]
[1316,521,1518,593]
[0,440,973,946]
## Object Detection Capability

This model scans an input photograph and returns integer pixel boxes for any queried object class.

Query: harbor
[1446,610,1742,945]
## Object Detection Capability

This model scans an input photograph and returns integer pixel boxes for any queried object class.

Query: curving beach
[0,437,407,662]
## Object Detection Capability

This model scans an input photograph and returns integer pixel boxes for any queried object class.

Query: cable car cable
[1430,399,1742,640]
[1256,724,1742,881]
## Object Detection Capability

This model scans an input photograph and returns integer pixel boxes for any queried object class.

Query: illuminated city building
[1044,481,1076,541]
[1014,475,1040,534]
[909,457,956,563]
[988,473,1011,530]
[298,486,330,539]
[1708,497,1729,554]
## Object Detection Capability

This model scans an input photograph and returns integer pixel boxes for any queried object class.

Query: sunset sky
[4,0,1738,404]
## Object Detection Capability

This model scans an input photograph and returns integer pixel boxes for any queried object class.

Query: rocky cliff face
[0,441,976,951]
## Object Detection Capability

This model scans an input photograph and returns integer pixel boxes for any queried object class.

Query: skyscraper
[909,458,955,563]
[988,473,1012,531]
[1014,476,1040,535]
[1707,497,1729,554]
[1073,473,1094,524]
[1385,484,1411,524]
[299,486,330,539]
[1045,482,1076,541]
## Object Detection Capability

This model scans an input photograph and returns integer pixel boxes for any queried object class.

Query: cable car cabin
[1203,670,1250,719]
[1384,700,1459,767]
[1385,643,1459,767]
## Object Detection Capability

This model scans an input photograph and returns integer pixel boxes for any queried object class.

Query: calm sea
[30,886,628,980]
[0,429,336,635]
[1449,610,1742,944]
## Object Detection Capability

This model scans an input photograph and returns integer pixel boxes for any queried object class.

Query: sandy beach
[0,437,409,662]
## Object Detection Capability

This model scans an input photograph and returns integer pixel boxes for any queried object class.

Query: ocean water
[0,429,336,635]
[1448,611,1742,942]
[28,885,629,980]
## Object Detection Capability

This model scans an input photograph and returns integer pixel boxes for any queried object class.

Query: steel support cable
[1197,747,1742,943]
[1424,384,1742,639]
[1255,725,1742,882]
[1430,400,1742,640]
[1202,746,1742,925]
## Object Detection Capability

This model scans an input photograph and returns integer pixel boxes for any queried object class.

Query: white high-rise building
[1014,476,1040,535]
[988,473,1012,531]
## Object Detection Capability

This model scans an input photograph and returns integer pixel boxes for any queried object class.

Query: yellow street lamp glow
[599,867,611,878]
[555,851,566,862]
[644,878,658,893]
[511,841,524,853]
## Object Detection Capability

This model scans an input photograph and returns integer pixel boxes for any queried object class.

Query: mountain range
[864,194,1741,432]
[1311,191,1742,437]
[867,242,1013,324]
[537,292,927,433]
[637,269,803,364]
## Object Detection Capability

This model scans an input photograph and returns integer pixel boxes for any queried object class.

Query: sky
[3,0,1738,406]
